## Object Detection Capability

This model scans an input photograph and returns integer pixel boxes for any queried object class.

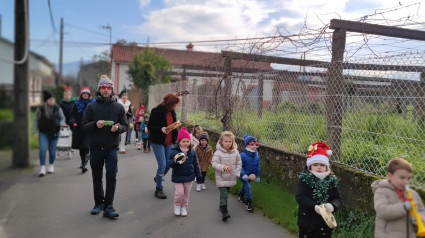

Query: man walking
[82,75,129,219]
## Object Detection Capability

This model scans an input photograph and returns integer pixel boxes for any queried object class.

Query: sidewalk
[0,144,296,238]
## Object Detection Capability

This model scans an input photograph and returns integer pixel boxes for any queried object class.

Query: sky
[0,0,424,71]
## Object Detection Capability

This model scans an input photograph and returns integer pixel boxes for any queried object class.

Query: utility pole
[13,0,30,167]
[58,17,63,85]
[101,24,112,53]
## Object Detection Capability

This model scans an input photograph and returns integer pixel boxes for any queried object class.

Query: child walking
[190,125,203,148]
[194,132,213,192]
[238,134,261,212]
[140,115,150,152]
[212,131,242,222]
[296,142,342,238]
[134,105,145,150]
[168,127,202,217]
[372,158,425,238]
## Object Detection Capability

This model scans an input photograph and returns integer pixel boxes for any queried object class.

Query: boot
[220,205,230,221]
[245,199,254,212]
[103,205,119,219]
[143,148,147,153]
[237,192,245,203]
[148,147,151,153]
[136,142,142,150]
[155,187,167,199]
[82,154,89,173]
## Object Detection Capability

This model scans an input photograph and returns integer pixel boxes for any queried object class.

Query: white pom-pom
[327,150,332,156]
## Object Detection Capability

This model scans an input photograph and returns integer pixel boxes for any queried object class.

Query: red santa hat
[306,142,332,167]
[80,87,91,96]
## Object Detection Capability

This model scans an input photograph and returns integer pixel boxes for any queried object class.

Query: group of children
[134,105,151,153]
[165,124,425,238]
[167,125,262,221]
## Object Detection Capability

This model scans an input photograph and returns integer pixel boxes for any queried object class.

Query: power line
[47,0,57,33]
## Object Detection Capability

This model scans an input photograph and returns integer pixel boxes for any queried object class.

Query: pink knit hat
[177,127,191,141]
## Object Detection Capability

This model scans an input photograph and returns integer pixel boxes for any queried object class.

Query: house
[110,43,273,97]
[0,37,54,107]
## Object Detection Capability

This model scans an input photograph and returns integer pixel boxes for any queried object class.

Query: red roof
[111,44,273,71]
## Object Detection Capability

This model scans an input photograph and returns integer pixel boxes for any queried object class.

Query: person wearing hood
[33,90,66,176]
[70,87,95,173]
[82,75,129,219]
[295,142,342,238]
[372,158,425,238]
[211,131,242,222]
[237,134,261,212]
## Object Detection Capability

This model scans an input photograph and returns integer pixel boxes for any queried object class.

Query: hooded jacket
[167,145,202,183]
[82,96,129,150]
[239,148,261,179]
[195,144,213,172]
[372,179,425,238]
[212,142,241,187]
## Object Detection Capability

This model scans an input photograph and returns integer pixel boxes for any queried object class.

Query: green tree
[127,48,171,105]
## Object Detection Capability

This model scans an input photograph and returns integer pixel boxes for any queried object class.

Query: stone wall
[196,126,425,215]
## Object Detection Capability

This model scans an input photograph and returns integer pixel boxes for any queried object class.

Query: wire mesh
[148,52,425,188]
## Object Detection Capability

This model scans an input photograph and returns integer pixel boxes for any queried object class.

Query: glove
[242,174,249,182]
[255,177,260,183]
[314,205,321,214]
[404,200,413,211]
[411,215,417,225]
[325,203,334,212]
[73,123,77,127]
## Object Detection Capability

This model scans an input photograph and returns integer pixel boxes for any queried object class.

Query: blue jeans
[127,129,133,142]
[151,142,172,188]
[239,179,252,200]
[38,132,59,166]
[90,149,118,206]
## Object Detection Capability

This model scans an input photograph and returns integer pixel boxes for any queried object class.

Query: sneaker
[39,165,46,177]
[237,193,245,203]
[181,206,188,217]
[196,184,202,192]
[201,184,206,190]
[174,205,181,216]
[103,205,119,219]
[91,203,104,215]
[47,164,54,174]
[245,200,254,212]
[119,150,126,154]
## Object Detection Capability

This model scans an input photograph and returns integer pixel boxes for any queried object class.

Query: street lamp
[101,24,112,53]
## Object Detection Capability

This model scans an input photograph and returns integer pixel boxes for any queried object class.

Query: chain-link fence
[148,52,425,189]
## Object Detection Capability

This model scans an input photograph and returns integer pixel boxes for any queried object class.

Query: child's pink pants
[174,182,193,207]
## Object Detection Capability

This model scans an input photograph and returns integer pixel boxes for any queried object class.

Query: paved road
[0,144,296,238]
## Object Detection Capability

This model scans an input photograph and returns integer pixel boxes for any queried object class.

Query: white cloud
[139,0,151,7]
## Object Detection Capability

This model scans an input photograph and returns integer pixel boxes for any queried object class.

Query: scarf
[75,98,95,114]
[180,147,189,153]
[311,170,331,180]
[298,170,338,204]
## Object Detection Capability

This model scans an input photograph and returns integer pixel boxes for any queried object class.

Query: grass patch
[0,108,13,121]
[333,208,375,238]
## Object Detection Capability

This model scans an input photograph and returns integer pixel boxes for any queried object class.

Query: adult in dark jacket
[296,142,342,238]
[70,87,95,173]
[82,75,129,219]
[33,91,65,176]
[59,88,75,127]
[147,92,180,199]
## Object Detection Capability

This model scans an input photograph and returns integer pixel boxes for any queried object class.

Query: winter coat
[195,144,213,172]
[212,142,241,187]
[372,179,425,238]
[134,113,143,131]
[69,98,94,150]
[239,148,261,179]
[59,98,75,126]
[168,145,202,183]
[34,104,65,137]
[82,96,129,150]
[147,104,177,145]
[191,134,199,148]
[296,167,342,231]
[140,122,149,139]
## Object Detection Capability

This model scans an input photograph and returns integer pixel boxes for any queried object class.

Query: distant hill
[56,60,94,77]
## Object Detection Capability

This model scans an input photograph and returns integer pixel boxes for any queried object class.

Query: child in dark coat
[168,127,202,217]
[238,134,261,212]
[194,132,213,192]
[296,142,342,238]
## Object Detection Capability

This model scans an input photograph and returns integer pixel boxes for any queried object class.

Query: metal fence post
[222,57,232,131]
[418,72,425,126]
[257,73,264,119]
[326,27,346,161]
[181,68,187,122]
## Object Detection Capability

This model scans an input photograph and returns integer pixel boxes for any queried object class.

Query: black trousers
[298,227,332,238]
[79,148,89,164]
[142,138,150,150]
[90,149,118,206]
[197,171,207,183]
